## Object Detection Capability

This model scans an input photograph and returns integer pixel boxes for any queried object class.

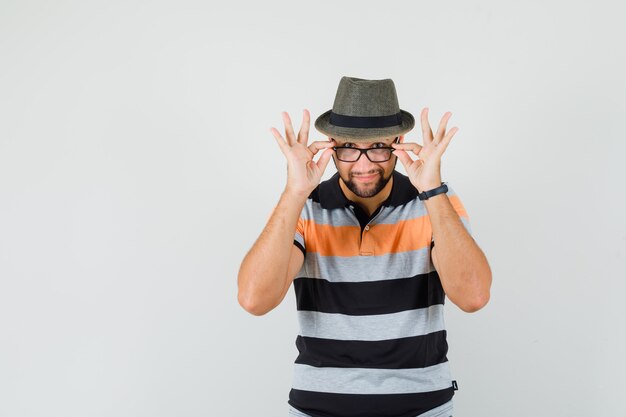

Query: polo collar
[315,170,419,209]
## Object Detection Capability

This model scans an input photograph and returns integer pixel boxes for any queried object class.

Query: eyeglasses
[332,137,398,163]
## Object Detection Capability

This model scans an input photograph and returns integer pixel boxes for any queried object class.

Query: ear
[398,135,405,144]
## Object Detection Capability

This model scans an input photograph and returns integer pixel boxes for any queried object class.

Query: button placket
[360,222,375,256]
[355,206,384,256]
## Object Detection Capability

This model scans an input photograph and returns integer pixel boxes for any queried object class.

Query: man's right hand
[270,109,335,198]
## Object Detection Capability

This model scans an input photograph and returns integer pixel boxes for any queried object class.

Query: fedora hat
[315,76,415,141]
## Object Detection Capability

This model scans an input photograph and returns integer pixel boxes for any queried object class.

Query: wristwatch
[418,182,448,200]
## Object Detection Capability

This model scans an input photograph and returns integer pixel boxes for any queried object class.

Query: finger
[282,111,297,145]
[392,142,423,155]
[393,149,414,170]
[421,107,434,144]
[434,112,452,145]
[308,140,334,156]
[315,147,335,174]
[270,127,288,155]
[438,126,458,152]
[297,109,310,144]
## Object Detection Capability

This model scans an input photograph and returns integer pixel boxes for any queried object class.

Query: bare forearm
[425,194,492,312]
[240,108,333,314]
[237,190,307,314]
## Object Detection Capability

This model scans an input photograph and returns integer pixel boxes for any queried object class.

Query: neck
[339,175,394,216]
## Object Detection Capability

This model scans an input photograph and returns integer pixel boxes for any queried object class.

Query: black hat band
[329,112,403,128]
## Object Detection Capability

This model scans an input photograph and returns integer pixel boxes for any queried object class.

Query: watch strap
[418,182,448,200]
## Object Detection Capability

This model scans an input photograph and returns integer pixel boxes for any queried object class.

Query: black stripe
[293,272,445,315]
[329,112,403,128]
[295,331,448,369]
[289,387,454,417]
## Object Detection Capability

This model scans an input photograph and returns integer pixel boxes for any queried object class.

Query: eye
[344,143,356,148]
[373,143,386,148]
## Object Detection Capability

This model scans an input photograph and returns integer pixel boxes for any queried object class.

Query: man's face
[331,135,402,198]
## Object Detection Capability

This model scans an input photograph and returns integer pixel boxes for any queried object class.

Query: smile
[352,173,378,182]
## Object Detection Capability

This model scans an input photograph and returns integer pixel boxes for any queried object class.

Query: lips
[352,173,379,182]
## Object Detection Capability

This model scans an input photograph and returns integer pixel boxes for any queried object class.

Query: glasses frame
[331,137,399,163]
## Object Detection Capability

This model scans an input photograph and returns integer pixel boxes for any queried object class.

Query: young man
[238,76,492,417]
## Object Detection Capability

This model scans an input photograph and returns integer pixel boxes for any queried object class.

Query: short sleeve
[267,202,306,256]
[294,216,306,256]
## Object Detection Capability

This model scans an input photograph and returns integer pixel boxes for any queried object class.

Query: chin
[349,181,386,198]
[357,187,380,198]
[339,168,393,199]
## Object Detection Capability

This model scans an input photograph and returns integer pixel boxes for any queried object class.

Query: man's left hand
[392,108,459,192]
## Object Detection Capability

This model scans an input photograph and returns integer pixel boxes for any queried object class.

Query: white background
[1,1,625,416]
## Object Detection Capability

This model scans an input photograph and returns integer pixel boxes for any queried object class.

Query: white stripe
[301,185,467,227]
[291,362,452,395]
[302,200,357,227]
[301,248,435,282]
[302,199,430,226]
[375,199,429,224]
[297,305,445,341]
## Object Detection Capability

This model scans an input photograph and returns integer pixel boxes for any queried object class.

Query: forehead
[332,136,397,146]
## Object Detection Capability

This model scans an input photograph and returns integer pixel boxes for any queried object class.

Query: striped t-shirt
[288,170,471,417]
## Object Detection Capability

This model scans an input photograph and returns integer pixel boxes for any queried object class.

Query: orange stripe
[301,194,469,256]
[362,216,432,255]
[302,217,432,256]
[302,221,361,257]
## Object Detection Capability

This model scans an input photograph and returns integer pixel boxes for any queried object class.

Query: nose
[351,151,378,173]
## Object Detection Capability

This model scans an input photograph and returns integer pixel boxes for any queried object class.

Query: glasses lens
[336,148,360,162]
[366,148,392,162]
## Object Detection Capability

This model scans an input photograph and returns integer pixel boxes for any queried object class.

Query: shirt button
[364,226,370,231]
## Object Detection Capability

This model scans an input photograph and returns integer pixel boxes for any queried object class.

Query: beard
[340,168,393,198]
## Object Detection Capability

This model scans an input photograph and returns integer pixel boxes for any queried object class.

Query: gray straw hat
[315,76,415,141]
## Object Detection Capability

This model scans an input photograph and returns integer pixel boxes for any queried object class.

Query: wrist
[418,183,442,192]
[417,182,448,201]
[282,187,311,203]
